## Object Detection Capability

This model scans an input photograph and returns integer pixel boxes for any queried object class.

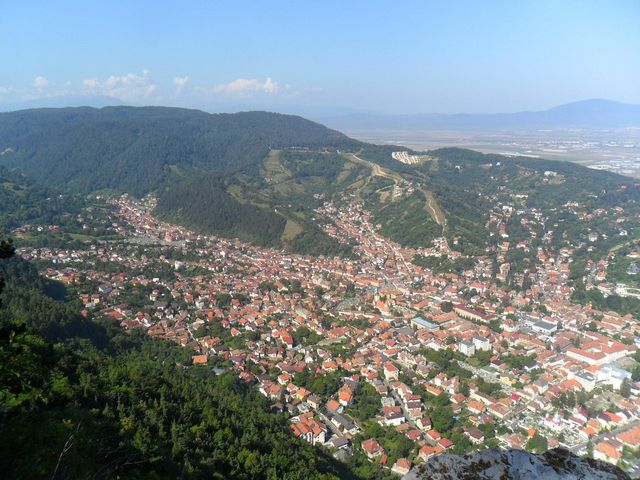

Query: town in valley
[16,188,640,477]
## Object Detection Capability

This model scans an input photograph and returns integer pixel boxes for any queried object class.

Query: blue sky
[1,0,639,114]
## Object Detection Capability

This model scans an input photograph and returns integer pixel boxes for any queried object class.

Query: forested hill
[1,106,638,257]
[0,106,361,195]
[0,107,384,255]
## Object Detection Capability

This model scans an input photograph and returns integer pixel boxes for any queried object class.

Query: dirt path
[420,187,447,228]
[347,153,446,228]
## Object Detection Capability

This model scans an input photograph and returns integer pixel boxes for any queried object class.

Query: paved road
[317,410,342,437]
[570,418,640,454]
[382,377,420,431]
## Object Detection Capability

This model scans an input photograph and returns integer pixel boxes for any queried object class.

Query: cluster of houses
[18,194,640,475]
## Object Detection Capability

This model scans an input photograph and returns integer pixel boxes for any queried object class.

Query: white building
[458,340,476,357]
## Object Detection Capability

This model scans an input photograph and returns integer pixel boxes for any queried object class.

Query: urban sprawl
[15,194,640,476]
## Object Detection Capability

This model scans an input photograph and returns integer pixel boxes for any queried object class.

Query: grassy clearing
[335,161,356,184]
[262,149,292,184]
[282,218,304,241]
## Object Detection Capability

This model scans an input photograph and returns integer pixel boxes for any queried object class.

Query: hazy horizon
[2,95,640,118]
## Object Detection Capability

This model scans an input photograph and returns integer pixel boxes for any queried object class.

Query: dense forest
[156,173,287,248]
[0,107,361,196]
[0,243,363,479]
[155,171,354,256]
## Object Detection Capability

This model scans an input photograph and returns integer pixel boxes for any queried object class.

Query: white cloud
[213,77,279,96]
[0,86,13,99]
[33,76,49,88]
[82,78,100,89]
[173,76,190,94]
[82,69,157,100]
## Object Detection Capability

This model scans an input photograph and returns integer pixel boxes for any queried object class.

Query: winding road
[346,153,446,228]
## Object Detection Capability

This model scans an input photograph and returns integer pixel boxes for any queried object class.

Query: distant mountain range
[3,98,639,131]
[0,95,124,112]
[320,99,640,131]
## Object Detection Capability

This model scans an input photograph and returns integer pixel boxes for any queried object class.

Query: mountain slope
[0,106,360,196]
[0,107,369,254]
[0,165,85,235]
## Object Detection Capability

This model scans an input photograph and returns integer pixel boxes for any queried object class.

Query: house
[572,370,597,391]
[617,425,640,450]
[438,438,454,449]
[291,413,326,445]
[598,411,624,429]
[295,387,311,401]
[338,385,355,406]
[362,438,383,459]
[593,441,623,464]
[307,394,321,410]
[192,354,208,365]
[326,399,342,413]
[391,458,411,476]
[406,401,423,419]
[330,413,359,435]
[465,427,485,444]
[467,400,485,414]
[384,412,405,426]
[419,445,443,460]
[473,336,492,352]
[488,403,508,419]
[326,435,350,450]
[426,429,441,443]
[384,362,399,380]
[417,416,432,431]
[259,380,283,400]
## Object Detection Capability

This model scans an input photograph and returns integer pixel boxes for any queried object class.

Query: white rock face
[405,448,630,480]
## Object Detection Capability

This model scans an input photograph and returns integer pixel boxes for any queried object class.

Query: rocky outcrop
[405,448,630,480]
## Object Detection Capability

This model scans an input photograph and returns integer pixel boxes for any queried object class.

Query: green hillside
[0,107,373,254]
[1,107,639,256]
[0,107,360,193]
[0,166,89,238]
[418,148,640,252]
